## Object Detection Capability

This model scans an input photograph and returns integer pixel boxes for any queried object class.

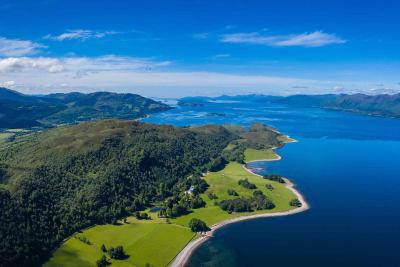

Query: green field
[0,132,13,141]
[172,161,296,227]
[45,217,196,267]
[45,149,296,267]
[244,148,279,162]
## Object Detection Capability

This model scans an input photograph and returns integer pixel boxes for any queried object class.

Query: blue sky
[0,0,399,97]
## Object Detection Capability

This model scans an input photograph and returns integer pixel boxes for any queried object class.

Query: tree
[263,174,285,183]
[207,192,218,200]
[108,245,127,260]
[96,255,110,267]
[227,189,239,196]
[101,244,107,252]
[238,178,257,189]
[266,184,274,190]
[289,198,302,207]
[188,218,210,232]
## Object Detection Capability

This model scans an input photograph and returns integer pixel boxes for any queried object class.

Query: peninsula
[0,120,308,267]
[171,145,309,267]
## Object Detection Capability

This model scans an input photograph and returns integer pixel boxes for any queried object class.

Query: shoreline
[171,143,309,267]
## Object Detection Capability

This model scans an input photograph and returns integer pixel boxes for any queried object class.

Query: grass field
[0,132,13,142]
[172,161,295,227]
[45,217,196,267]
[5,128,30,133]
[244,148,279,162]
[45,149,296,267]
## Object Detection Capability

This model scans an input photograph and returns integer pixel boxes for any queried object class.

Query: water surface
[144,99,400,267]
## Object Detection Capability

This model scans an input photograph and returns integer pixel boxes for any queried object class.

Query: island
[0,120,308,267]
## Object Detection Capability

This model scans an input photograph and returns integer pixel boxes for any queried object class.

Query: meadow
[244,148,279,162]
[45,148,296,267]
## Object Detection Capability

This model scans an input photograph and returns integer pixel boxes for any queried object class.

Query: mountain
[0,88,65,129]
[0,87,38,103]
[178,93,400,119]
[0,88,171,129]
[276,93,400,118]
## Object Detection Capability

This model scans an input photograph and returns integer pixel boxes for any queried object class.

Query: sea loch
[144,97,400,267]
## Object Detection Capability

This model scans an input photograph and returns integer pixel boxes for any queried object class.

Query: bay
[144,98,400,267]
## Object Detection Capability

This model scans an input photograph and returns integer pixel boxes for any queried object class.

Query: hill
[0,120,284,266]
[177,93,400,119]
[276,93,400,118]
[0,88,171,129]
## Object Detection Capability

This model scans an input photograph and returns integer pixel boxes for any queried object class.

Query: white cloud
[0,80,15,87]
[0,57,64,73]
[0,56,332,97]
[0,56,170,74]
[0,37,45,56]
[2,64,397,97]
[44,29,119,41]
[221,31,346,47]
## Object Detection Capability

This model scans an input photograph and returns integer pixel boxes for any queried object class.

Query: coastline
[171,142,310,267]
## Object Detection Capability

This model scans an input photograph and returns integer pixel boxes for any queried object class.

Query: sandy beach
[171,145,310,267]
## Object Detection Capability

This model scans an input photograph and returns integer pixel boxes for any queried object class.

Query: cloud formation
[0,56,170,74]
[44,29,119,41]
[0,57,64,73]
[0,55,338,97]
[0,37,45,56]
[221,31,346,47]
[0,80,15,87]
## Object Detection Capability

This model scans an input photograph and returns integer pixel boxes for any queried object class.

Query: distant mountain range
[276,94,400,118]
[179,93,400,118]
[0,88,171,129]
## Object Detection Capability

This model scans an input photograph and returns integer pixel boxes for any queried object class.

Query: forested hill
[276,93,400,118]
[0,120,284,267]
[0,88,170,129]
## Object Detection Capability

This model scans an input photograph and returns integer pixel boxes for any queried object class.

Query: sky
[0,0,400,97]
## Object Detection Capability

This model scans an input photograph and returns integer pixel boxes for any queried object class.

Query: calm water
[144,99,400,267]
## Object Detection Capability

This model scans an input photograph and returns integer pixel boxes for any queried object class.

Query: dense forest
[0,88,170,129]
[0,119,285,267]
[0,121,235,266]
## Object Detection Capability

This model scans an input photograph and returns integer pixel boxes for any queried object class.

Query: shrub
[289,198,302,207]
[188,218,210,232]
[189,195,206,209]
[208,192,218,200]
[238,178,257,189]
[96,255,110,267]
[263,174,285,183]
[218,198,252,212]
[227,189,239,196]
[208,156,228,172]
[252,190,264,197]
[108,245,128,260]
[218,194,275,212]
[135,211,150,220]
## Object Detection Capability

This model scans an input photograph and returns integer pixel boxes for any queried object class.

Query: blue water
[144,99,400,267]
